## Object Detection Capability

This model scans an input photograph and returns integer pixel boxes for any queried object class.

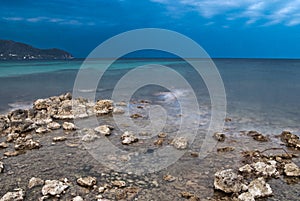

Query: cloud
[151,0,300,26]
[2,17,24,21]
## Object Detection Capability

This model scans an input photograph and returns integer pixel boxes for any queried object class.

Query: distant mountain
[0,39,73,60]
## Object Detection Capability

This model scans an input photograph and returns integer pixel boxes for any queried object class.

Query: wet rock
[113,107,125,114]
[33,110,52,125]
[42,180,69,196]
[14,137,41,150]
[94,125,113,136]
[280,131,300,149]
[163,174,176,182]
[217,146,235,152]
[28,177,44,189]
[53,136,67,142]
[130,113,143,119]
[34,98,51,110]
[0,188,25,201]
[213,132,226,142]
[72,196,84,201]
[171,137,188,150]
[214,169,244,193]
[284,162,300,177]
[247,131,269,142]
[35,127,51,134]
[0,142,8,149]
[121,131,138,145]
[7,109,28,123]
[0,161,4,173]
[94,100,113,115]
[81,128,98,142]
[47,122,61,130]
[247,177,272,198]
[112,180,126,188]
[62,122,76,130]
[77,176,97,188]
[10,121,35,134]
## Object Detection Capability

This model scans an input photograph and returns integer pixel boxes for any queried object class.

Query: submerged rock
[28,177,44,189]
[121,131,138,145]
[42,180,69,196]
[214,169,245,193]
[0,188,25,201]
[62,122,76,130]
[284,162,300,177]
[77,176,97,187]
[81,128,98,142]
[94,100,113,115]
[171,137,188,150]
[94,125,113,136]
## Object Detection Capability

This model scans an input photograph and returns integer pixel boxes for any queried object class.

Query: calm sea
[0,58,299,134]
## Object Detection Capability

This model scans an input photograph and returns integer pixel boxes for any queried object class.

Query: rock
[180,191,194,199]
[239,164,253,174]
[280,131,300,149]
[10,121,35,134]
[33,110,52,125]
[252,161,279,177]
[0,115,10,133]
[238,192,255,201]
[284,162,300,176]
[47,122,61,130]
[171,137,188,150]
[247,177,272,198]
[214,169,244,193]
[213,132,226,142]
[7,109,28,123]
[0,188,25,201]
[121,131,138,145]
[62,122,76,130]
[247,131,269,142]
[0,142,8,149]
[77,176,97,188]
[35,127,51,134]
[53,136,67,142]
[158,133,167,138]
[6,133,19,142]
[28,177,44,189]
[130,113,143,119]
[94,100,113,115]
[217,146,235,152]
[94,125,113,136]
[163,174,176,182]
[42,180,69,196]
[52,100,75,120]
[98,186,106,193]
[72,196,84,201]
[0,161,4,173]
[4,150,24,157]
[112,180,126,188]
[14,138,41,150]
[81,129,98,142]
[154,138,164,146]
[113,107,125,114]
[34,98,51,110]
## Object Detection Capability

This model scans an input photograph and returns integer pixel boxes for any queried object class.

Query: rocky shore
[0,93,299,200]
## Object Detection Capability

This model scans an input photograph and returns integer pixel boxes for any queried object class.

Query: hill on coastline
[0,39,73,60]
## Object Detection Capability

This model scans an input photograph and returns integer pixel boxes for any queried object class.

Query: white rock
[0,161,4,173]
[171,137,188,150]
[121,131,138,145]
[214,169,244,193]
[35,127,51,134]
[94,125,113,136]
[28,177,44,189]
[42,180,69,196]
[0,188,25,201]
[77,176,97,187]
[248,177,272,198]
[284,162,300,176]
[239,164,253,173]
[94,100,113,115]
[252,161,279,177]
[238,192,255,201]
[81,128,98,142]
[72,196,84,201]
[62,122,76,130]
[47,122,61,130]
[113,107,125,114]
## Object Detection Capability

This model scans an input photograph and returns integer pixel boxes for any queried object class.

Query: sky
[0,0,300,58]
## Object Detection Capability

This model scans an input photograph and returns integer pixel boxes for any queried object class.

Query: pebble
[77,176,97,187]
[28,177,44,189]
[213,132,226,142]
[171,137,188,150]
[163,174,176,182]
[52,136,67,142]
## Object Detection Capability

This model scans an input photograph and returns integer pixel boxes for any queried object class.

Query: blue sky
[0,0,300,58]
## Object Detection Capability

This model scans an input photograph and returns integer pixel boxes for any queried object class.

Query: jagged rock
[47,122,61,130]
[77,176,97,187]
[33,99,51,110]
[81,128,98,142]
[121,131,138,145]
[171,137,188,150]
[7,109,28,123]
[239,164,253,174]
[94,125,113,136]
[0,142,8,149]
[247,177,272,198]
[213,132,226,142]
[247,131,269,142]
[53,100,75,120]
[112,180,126,188]
[33,110,52,125]
[72,196,84,201]
[62,122,76,130]
[35,127,51,134]
[94,100,113,115]
[280,131,300,149]
[28,177,44,189]
[0,188,25,201]
[14,137,41,150]
[10,121,35,134]
[6,133,19,142]
[0,161,4,173]
[0,115,10,133]
[238,192,255,201]
[42,180,69,196]
[252,160,279,177]
[284,162,300,177]
[53,136,67,142]
[214,169,244,193]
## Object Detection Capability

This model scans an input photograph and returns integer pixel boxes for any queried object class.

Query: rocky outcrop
[280,131,300,149]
